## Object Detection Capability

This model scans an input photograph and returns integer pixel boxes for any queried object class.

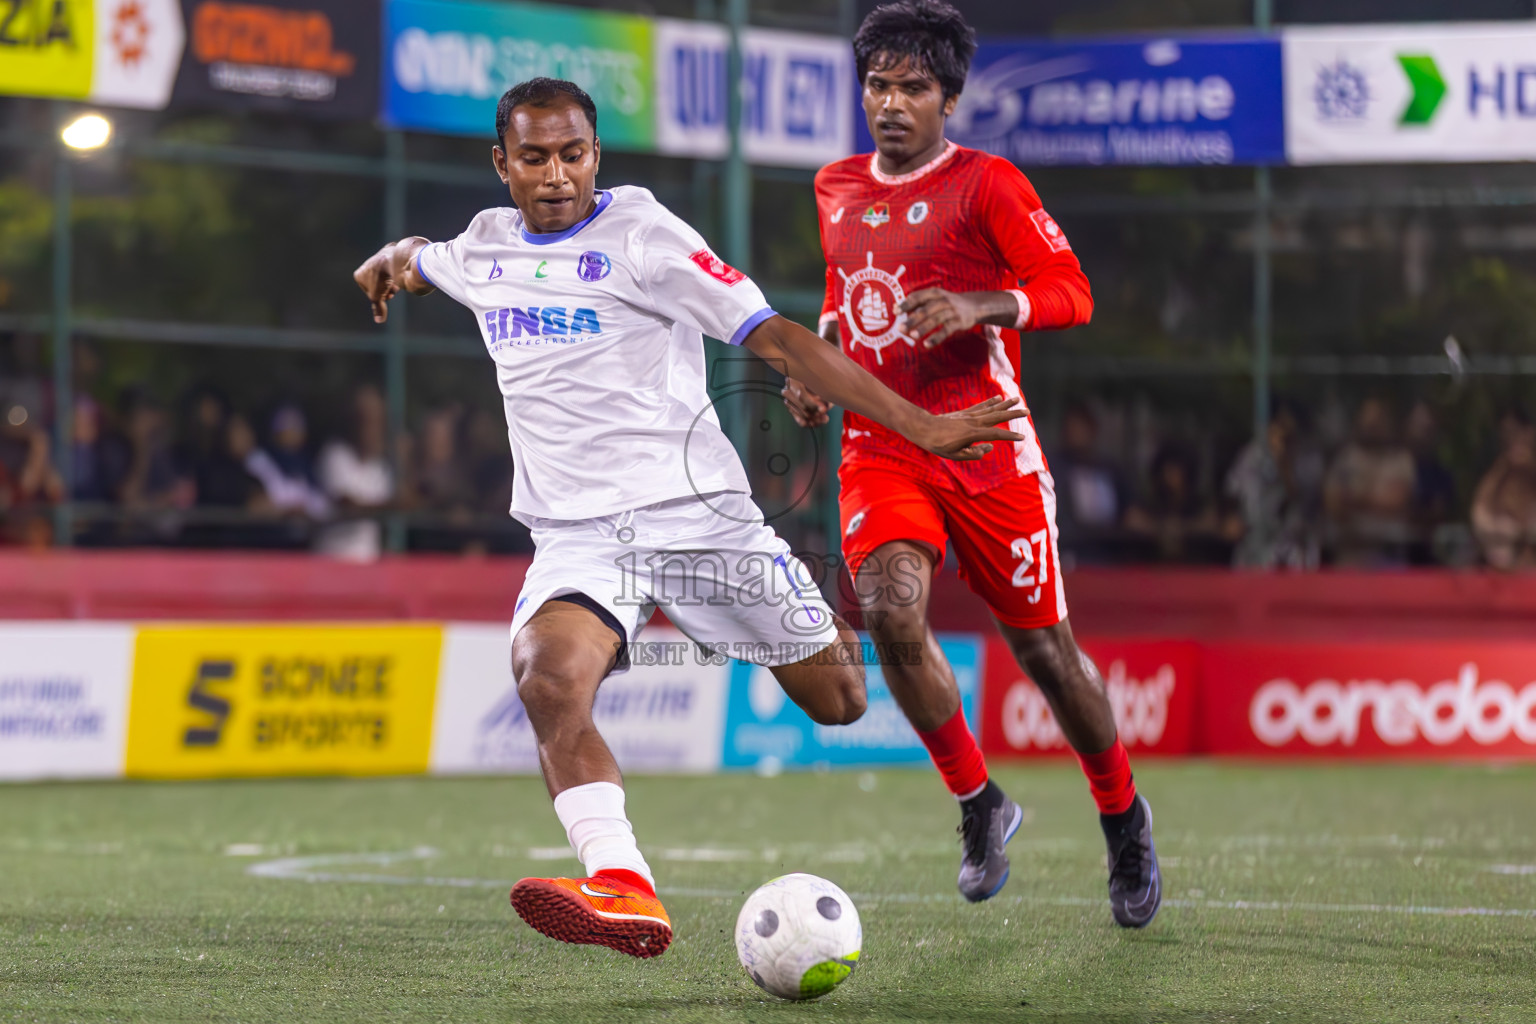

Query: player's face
[492,99,602,234]
[862,55,957,166]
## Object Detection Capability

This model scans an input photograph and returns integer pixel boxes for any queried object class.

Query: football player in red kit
[783,0,1160,927]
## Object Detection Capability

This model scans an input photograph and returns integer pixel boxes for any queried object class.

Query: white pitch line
[244,850,1536,920]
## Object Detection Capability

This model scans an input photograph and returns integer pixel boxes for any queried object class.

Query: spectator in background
[1226,403,1325,569]
[409,406,475,514]
[464,407,513,515]
[316,384,394,562]
[1324,397,1416,567]
[244,404,330,521]
[69,395,123,504]
[1124,442,1225,563]
[1405,399,1455,564]
[175,389,228,504]
[117,392,192,513]
[1471,407,1536,570]
[1050,399,1127,565]
[0,401,63,548]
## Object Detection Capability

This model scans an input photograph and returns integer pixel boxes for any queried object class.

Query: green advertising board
[384,0,654,149]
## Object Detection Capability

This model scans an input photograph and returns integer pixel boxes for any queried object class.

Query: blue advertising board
[722,634,982,770]
[857,35,1283,166]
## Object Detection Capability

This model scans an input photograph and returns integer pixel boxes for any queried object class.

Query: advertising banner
[979,636,1199,759]
[1283,22,1536,165]
[739,28,855,169]
[1200,642,1536,758]
[124,624,441,778]
[722,634,980,771]
[430,625,727,774]
[904,35,1284,167]
[383,0,653,149]
[0,0,184,108]
[653,17,728,159]
[0,623,134,780]
[169,0,378,118]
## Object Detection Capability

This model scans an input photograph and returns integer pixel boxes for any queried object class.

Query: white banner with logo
[1283,22,1536,164]
[430,624,728,774]
[652,25,854,167]
[0,623,135,779]
[654,18,730,159]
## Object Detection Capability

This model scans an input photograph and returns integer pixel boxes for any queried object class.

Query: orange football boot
[510,874,673,958]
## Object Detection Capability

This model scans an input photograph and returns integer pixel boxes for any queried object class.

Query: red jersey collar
[868,140,959,186]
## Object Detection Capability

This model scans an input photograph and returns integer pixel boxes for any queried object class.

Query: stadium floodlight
[61,113,112,151]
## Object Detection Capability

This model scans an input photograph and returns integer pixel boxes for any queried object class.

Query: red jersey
[815,142,1093,496]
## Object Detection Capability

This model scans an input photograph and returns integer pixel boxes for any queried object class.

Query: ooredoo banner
[1201,642,1536,757]
[430,624,728,774]
[0,623,135,780]
[170,0,379,118]
[979,637,1199,759]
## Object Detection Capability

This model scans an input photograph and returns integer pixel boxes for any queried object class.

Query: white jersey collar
[868,141,959,186]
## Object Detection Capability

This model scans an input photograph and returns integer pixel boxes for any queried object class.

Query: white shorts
[511,491,838,672]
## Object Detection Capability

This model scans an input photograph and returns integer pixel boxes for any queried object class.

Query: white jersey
[416,185,775,522]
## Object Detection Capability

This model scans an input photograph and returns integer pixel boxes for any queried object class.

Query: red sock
[1076,738,1137,815]
[596,868,655,897]
[917,707,990,799]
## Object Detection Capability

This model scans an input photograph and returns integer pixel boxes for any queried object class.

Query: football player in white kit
[353,78,1022,959]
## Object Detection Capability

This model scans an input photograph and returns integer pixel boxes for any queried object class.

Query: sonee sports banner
[0,0,184,108]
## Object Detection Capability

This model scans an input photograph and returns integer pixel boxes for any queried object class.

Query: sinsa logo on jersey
[1250,662,1536,748]
[482,305,602,352]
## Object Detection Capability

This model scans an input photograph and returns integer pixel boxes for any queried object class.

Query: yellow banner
[0,0,94,99]
[126,624,443,779]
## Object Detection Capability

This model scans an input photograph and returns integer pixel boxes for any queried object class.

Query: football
[734,873,863,1000]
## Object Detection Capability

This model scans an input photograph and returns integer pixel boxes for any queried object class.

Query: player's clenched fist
[354,237,432,324]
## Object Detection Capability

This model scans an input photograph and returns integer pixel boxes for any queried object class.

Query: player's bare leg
[507,600,673,958]
[768,614,869,727]
[853,540,1024,902]
[997,618,1162,928]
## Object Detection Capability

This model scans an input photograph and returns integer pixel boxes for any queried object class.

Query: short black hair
[853,0,977,102]
[495,77,598,146]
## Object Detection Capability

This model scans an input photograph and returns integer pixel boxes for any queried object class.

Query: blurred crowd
[1044,394,1536,570]
[0,373,519,559]
[3,355,1536,568]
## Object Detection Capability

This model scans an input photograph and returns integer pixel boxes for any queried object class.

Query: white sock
[552,781,654,887]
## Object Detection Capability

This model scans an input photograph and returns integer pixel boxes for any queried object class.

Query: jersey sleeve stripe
[414,246,439,290]
[727,306,777,346]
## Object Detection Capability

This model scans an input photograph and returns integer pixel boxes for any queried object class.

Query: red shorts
[838,462,1067,631]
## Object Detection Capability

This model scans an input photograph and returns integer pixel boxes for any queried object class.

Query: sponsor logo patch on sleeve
[1030,209,1071,253]
[689,248,746,286]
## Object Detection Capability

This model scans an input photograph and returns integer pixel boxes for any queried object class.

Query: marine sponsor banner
[1201,642,1536,758]
[979,636,1198,758]
[738,28,854,169]
[721,634,980,770]
[124,624,441,778]
[0,0,184,108]
[0,623,134,780]
[383,0,654,149]
[1283,23,1536,165]
[170,0,378,118]
[430,624,727,774]
[897,35,1284,167]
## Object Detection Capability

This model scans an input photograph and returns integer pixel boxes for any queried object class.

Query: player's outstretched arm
[353,237,435,324]
[744,315,1024,462]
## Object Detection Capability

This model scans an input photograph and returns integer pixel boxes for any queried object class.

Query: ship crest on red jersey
[838,252,911,364]
[860,203,891,228]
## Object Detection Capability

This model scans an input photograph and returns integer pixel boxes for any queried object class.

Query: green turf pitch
[3,764,1535,1023]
